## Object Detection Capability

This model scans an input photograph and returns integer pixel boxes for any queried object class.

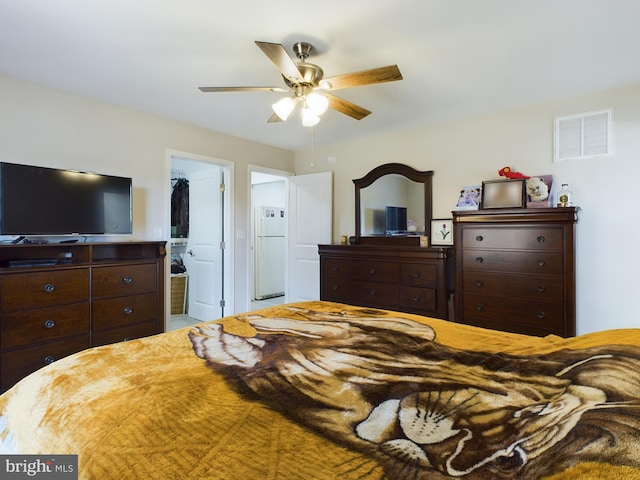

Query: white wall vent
[554,107,613,162]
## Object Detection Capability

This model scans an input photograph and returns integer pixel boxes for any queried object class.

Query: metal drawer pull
[332,265,339,271]
[43,283,55,292]
[413,272,421,278]
[537,236,546,243]
[476,257,484,263]
[475,235,483,242]
[44,355,56,365]
[413,295,421,302]
[537,260,546,267]
[369,289,377,296]
[475,304,484,311]
[44,319,56,329]
[331,284,339,291]
[369,268,376,275]
[537,311,545,319]
[475,280,484,287]
[123,337,133,342]
[537,285,545,292]
[123,275,133,284]
[123,307,133,315]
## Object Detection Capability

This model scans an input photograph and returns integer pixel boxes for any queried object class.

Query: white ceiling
[1,0,639,151]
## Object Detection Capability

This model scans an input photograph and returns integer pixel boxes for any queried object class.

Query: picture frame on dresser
[430,219,454,245]
[480,178,526,209]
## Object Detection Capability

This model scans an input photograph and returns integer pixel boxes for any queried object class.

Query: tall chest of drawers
[453,208,578,337]
[319,244,453,319]
[0,241,165,391]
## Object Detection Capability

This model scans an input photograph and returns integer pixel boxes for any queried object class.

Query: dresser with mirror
[318,163,453,319]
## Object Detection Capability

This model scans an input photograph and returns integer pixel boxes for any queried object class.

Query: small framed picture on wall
[431,219,453,246]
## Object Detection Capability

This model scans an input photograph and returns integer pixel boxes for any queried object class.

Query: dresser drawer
[461,250,563,275]
[1,303,90,349]
[352,261,398,283]
[93,292,157,330]
[0,268,89,312]
[399,286,436,313]
[321,258,350,279]
[1,335,89,391]
[462,227,564,251]
[351,281,398,306]
[462,271,563,303]
[320,278,351,301]
[400,263,437,287]
[461,294,564,333]
[92,263,157,298]
[92,320,158,347]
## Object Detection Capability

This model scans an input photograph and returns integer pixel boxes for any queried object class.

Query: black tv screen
[0,162,132,235]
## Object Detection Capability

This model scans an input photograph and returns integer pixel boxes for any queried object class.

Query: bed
[1,300,640,479]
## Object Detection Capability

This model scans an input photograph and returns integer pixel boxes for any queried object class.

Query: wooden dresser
[452,208,578,337]
[0,241,165,391]
[319,244,453,319]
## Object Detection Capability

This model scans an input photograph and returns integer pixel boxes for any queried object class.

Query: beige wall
[295,82,640,335]
[0,75,295,315]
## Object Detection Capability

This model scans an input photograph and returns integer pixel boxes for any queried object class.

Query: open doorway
[168,151,234,331]
[248,165,293,312]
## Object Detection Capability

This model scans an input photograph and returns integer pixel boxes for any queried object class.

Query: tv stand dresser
[0,241,166,391]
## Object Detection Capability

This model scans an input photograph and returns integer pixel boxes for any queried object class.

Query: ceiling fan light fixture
[306,93,329,116]
[301,107,320,127]
[272,96,296,121]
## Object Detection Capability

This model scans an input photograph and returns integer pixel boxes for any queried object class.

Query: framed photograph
[480,179,527,209]
[454,185,481,210]
[431,219,453,246]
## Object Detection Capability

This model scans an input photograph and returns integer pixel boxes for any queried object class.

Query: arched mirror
[353,163,433,244]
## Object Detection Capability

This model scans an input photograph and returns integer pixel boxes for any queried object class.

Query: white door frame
[165,149,234,327]
[246,164,293,313]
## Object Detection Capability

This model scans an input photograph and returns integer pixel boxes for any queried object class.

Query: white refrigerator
[254,206,286,299]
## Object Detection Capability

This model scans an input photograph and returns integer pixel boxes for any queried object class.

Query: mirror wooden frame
[353,163,433,244]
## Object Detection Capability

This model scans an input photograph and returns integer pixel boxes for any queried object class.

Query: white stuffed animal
[526,177,549,202]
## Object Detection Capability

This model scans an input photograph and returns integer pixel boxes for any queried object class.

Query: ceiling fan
[199,41,403,127]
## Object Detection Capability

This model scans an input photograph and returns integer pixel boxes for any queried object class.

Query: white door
[184,167,224,320]
[286,172,332,302]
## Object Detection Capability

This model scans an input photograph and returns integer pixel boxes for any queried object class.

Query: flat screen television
[385,206,407,234]
[0,162,132,236]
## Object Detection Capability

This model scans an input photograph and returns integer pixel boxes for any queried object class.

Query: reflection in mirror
[360,174,425,235]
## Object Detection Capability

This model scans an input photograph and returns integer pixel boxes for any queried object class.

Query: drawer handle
[44,319,56,329]
[475,303,484,311]
[475,257,484,263]
[331,284,339,291]
[475,235,483,242]
[44,355,56,365]
[537,260,546,267]
[43,283,55,293]
[123,307,133,315]
[368,268,376,275]
[123,337,133,342]
[537,311,545,319]
[413,272,421,278]
[332,265,339,272]
[537,285,545,292]
[412,295,421,302]
[123,275,133,284]
[475,280,484,287]
[537,236,546,243]
[369,289,377,296]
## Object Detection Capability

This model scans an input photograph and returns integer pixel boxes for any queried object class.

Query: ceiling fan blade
[199,86,288,93]
[322,65,402,90]
[255,41,304,83]
[326,94,371,120]
[267,112,283,123]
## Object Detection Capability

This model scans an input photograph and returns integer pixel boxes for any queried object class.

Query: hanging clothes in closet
[171,178,189,237]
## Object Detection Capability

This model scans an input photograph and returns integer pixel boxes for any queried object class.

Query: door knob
[187,250,194,256]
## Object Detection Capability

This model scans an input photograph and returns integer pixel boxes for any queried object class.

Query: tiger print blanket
[1,301,640,479]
